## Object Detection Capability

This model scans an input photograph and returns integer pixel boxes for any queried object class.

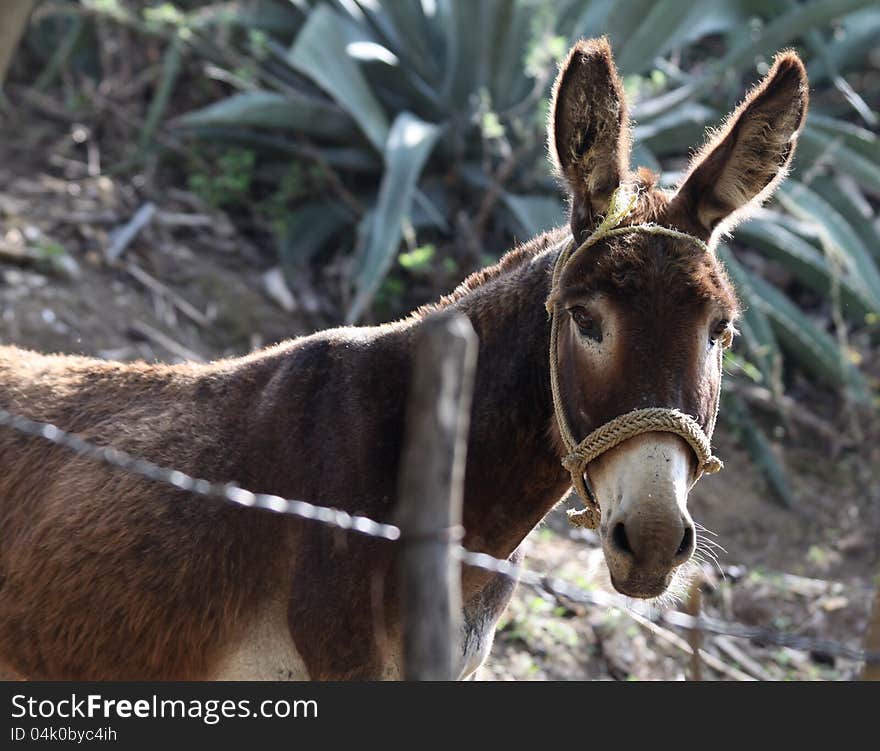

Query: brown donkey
[0,39,807,680]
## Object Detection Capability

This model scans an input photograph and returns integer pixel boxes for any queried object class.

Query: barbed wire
[458,550,877,664]
[1,405,877,668]
[0,406,401,542]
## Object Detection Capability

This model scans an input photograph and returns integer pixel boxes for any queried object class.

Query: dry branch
[106,203,157,261]
[626,610,755,681]
[128,320,203,363]
[126,262,211,327]
[714,636,776,681]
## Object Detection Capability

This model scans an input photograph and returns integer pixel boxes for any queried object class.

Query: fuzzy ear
[548,38,631,241]
[671,51,809,238]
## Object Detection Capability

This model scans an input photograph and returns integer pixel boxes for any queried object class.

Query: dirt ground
[1,110,877,682]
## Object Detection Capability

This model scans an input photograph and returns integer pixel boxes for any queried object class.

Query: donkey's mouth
[609,571,674,600]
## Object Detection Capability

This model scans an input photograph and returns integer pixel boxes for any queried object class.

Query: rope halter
[546,187,728,530]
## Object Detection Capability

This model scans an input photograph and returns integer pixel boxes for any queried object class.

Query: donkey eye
[570,307,602,342]
[710,319,731,347]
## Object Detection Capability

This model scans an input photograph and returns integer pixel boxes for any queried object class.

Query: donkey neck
[440,232,573,560]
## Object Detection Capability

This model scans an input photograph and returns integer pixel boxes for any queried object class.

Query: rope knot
[561,452,582,473]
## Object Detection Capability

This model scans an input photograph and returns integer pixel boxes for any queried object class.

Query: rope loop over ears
[546,186,727,530]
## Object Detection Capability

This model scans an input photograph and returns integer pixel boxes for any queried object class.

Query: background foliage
[11,0,880,501]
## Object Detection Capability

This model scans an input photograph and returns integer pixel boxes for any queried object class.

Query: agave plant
[23,0,880,501]
[177,2,878,325]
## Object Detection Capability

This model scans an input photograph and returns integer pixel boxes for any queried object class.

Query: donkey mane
[414,228,565,317]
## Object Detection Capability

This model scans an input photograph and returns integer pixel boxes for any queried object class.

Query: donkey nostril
[676,526,694,558]
[611,522,633,556]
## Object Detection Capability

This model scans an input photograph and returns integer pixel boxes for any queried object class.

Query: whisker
[698,536,727,551]
[698,543,726,561]
[695,533,727,555]
[695,546,724,579]
[695,541,719,561]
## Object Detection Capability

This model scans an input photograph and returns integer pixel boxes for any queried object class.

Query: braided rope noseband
[547,188,727,530]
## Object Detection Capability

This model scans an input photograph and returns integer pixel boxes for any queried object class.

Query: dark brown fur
[0,40,807,680]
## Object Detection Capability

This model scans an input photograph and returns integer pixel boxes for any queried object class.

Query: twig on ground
[625,609,755,681]
[262,267,297,313]
[154,211,216,229]
[106,202,156,261]
[128,320,203,363]
[48,208,120,224]
[125,262,211,327]
[714,636,776,681]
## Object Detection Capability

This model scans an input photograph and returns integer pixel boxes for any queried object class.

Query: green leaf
[632,103,716,155]
[736,218,877,323]
[441,0,490,108]
[502,193,565,238]
[565,0,616,44]
[487,0,535,110]
[139,34,183,154]
[278,202,351,269]
[723,392,795,509]
[577,0,655,50]
[718,245,783,393]
[776,182,880,304]
[638,0,880,119]
[177,90,358,140]
[744,269,868,398]
[800,25,877,126]
[713,0,878,83]
[798,126,880,198]
[364,0,440,84]
[347,113,441,323]
[807,176,880,278]
[399,244,435,272]
[615,0,741,75]
[190,0,304,35]
[288,4,389,151]
[805,7,880,84]
[334,0,444,116]
[808,114,879,163]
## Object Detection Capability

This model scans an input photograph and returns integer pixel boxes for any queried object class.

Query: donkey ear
[671,51,809,238]
[548,38,631,241]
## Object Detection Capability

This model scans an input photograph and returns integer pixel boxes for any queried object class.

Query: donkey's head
[547,39,808,598]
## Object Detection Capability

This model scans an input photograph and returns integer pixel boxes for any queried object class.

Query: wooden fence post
[395,310,477,681]
[862,578,880,680]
